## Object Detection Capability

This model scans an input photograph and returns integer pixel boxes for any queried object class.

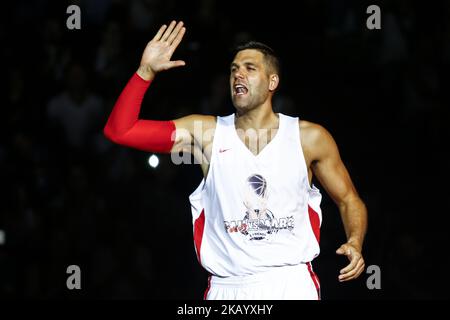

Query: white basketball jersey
[189,113,322,277]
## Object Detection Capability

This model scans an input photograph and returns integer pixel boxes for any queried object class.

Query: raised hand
[137,21,186,80]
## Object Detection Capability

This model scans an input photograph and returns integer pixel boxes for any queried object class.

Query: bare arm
[303,122,367,282]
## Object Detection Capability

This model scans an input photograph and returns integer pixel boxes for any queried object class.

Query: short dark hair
[233,41,280,76]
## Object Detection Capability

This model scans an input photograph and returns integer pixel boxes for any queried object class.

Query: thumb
[163,60,186,70]
[336,245,346,255]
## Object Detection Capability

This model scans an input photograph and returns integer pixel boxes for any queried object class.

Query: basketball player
[104,21,368,300]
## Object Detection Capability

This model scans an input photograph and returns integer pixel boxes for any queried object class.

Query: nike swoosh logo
[219,148,231,153]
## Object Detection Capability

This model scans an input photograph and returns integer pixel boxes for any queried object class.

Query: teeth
[234,84,247,95]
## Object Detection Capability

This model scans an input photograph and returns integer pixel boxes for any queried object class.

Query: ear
[268,74,279,92]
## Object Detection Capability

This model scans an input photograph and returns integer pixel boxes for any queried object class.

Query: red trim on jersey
[194,209,206,263]
[307,262,321,300]
[308,205,320,244]
[203,275,212,300]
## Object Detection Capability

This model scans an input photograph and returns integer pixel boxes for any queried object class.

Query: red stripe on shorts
[203,275,211,300]
[307,262,321,300]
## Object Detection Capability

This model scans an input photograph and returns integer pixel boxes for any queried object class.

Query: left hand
[336,242,365,282]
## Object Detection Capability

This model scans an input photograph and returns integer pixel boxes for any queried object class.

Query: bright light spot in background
[148,154,159,168]
[0,230,5,245]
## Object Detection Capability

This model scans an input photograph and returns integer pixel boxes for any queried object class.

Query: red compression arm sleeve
[103,73,176,153]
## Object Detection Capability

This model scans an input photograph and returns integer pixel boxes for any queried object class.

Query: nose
[233,68,245,80]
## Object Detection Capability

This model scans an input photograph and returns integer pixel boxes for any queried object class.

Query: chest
[235,127,279,157]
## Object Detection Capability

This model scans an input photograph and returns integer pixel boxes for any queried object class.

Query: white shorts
[204,263,321,300]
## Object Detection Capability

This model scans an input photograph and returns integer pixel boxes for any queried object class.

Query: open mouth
[234,84,248,96]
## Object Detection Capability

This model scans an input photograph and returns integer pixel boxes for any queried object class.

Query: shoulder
[299,120,338,158]
[174,114,217,132]
[299,120,333,143]
[172,114,217,151]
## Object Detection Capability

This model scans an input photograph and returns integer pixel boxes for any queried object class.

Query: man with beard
[104,21,367,300]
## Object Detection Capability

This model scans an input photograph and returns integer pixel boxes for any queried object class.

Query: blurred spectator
[47,63,103,150]
[95,21,128,86]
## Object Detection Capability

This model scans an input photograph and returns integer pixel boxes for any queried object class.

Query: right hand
[137,20,186,80]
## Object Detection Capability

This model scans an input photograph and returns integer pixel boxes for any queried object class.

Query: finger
[339,254,361,274]
[340,251,361,275]
[170,27,186,51]
[153,24,168,41]
[162,60,186,71]
[356,262,366,278]
[167,21,184,45]
[339,263,362,281]
[339,259,365,281]
[352,262,366,279]
[161,20,177,42]
[170,60,186,68]
[340,263,365,282]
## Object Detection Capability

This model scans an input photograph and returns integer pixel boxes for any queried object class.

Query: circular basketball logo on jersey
[247,174,267,198]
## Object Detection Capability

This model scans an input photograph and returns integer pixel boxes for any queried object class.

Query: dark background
[1,0,449,299]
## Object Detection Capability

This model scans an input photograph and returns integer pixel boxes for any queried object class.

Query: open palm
[139,20,186,77]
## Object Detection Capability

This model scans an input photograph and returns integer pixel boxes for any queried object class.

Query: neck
[235,101,278,130]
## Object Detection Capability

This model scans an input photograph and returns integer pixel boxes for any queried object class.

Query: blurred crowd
[1,0,449,299]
